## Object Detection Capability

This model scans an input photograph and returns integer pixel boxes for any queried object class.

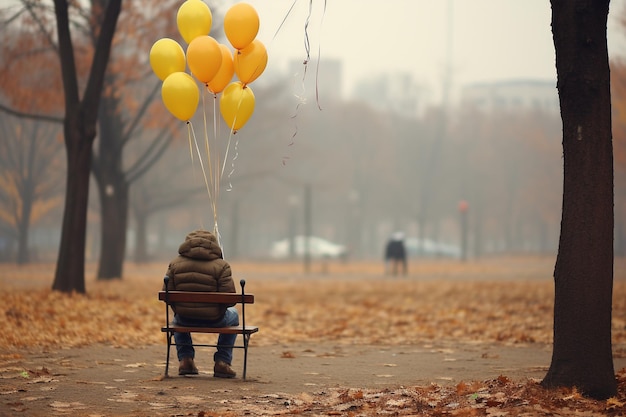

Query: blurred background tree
[0,1,624,291]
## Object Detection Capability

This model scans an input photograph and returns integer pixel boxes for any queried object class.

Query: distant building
[351,72,428,118]
[287,58,342,102]
[460,79,559,114]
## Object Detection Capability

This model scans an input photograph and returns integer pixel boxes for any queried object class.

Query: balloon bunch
[149,0,267,132]
[148,1,267,243]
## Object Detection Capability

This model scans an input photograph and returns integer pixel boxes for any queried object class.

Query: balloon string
[282,0,327,165]
[222,132,236,192]
[201,88,220,232]
[187,123,207,233]
[222,129,234,178]
[205,88,220,230]
[262,0,311,166]
[272,0,299,42]
[302,0,311,63]
[212,93,221,232]
[282,62,308,166]
[223,139,239,191]
[214,222,224,258]
[222,85,249,191]
[222,87,245,184]
[301,0,325,110]
[188,121,216,221]
[314,0,327,110]
[187,121,195,168]
[201,88,214,196]
[185,122,198,212]
[202,86,214,192]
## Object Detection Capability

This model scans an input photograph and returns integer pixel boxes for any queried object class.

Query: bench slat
[158,291,254,304]
[161,325,259,335]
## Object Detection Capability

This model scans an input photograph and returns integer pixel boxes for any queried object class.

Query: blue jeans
[173,307,239,365]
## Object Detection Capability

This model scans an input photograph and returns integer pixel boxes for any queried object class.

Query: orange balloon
[233,39,267,85]
[187,35,222,83]
[220,81,255,131]
[208,44,235,94]
[224,3,259,50]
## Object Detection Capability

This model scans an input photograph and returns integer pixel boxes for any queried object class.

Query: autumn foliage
[1,259,626,415]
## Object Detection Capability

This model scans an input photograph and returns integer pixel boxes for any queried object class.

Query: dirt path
[0,339,583,417]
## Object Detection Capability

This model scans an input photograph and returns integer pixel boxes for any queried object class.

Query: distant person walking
[385,232,407,276]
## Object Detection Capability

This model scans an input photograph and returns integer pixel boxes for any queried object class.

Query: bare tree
[1,1,175,283]
[51,0,122,293]
[91,0,182,280]
[0,115,64,263]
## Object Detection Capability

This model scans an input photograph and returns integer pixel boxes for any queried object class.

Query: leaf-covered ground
[1,257,626,416]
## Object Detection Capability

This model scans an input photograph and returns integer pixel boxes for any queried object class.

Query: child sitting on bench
[163,229,239,378]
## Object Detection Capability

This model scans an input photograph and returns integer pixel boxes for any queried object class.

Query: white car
[404,237,461,258]
[270,236,348,260]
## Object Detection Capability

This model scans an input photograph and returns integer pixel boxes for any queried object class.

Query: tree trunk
[542,0,616,399]
[96,177,128,278]
[94,56,129,279]
[17,135,37,264]
[16,197,32,264]
[94,90,128,279]
[53,124,92,293]
[134,206,149,263]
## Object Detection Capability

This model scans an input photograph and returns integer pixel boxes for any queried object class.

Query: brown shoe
[213,360,236,378]
[178,357,198,375]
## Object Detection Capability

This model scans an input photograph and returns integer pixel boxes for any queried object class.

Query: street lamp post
[288,195,299,260]
[304,183,312,273]
[458,199,469,261]
[348,190,360,260]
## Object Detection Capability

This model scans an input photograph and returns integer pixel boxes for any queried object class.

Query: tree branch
[121,80,161,146]
[82,0,122,128]
[0,102,63,124]
[22,0,59,51]
[126,128,171,184]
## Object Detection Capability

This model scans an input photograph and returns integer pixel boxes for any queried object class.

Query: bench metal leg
[242,333,250,380]
[164,332,172,377]
[162,329,253,380]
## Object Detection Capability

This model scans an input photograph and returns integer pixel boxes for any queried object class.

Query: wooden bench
[158,277,258,379]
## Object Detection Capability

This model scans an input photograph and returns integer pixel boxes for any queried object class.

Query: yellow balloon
[149,38,186,81]
[208,44,235,94]
[161,72,199,121]
[177,0,213,44]
[233,39,267,85]
[220,81,255,131]
[224,3,259,50]
[187,35,222,84]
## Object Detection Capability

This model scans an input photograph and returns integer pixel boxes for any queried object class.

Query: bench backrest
[159,277,255,333]
[158,291,254,304]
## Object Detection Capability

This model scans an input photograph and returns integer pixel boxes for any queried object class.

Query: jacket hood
[185,229,218,243]
[178,229,223,260]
